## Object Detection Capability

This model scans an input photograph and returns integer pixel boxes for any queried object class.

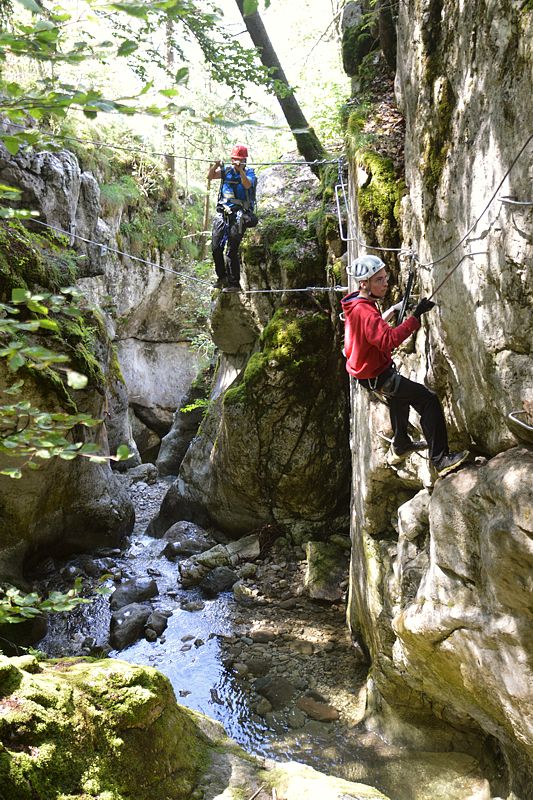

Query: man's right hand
[413,298,436,318]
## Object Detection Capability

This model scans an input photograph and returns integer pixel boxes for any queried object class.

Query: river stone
[250,628,277,643]
[245,657,272,677]
[296,696,340,722]
[123,463,159,485]
[145,611,169,637]
[160,521,217,555]
[199,566,239,597]
[254,675,297,710]
[304,540,350,602]
[109,603,152,650]
[179,544,231,586]
[109,577,159,611]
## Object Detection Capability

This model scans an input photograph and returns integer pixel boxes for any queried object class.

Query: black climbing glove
[412,298,436,319]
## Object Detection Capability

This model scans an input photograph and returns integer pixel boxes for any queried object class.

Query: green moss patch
[0,221,78,299]
[0,655,210,800]
[420,77,456,196]
[356,151,403,248]
[342,20,377,78]
[224,307,332,407]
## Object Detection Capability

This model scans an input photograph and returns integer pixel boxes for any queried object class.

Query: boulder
[199,566,239,597]
[160,520,217,556]
[109,602,152,650]
[304,540,350,602]
[0,655,210,799]
[110,578,159,611]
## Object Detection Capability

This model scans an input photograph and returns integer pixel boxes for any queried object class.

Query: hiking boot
[213,278,227,289]
[434,450,469,478]
[387,439,427,465]
[223,283,241,293]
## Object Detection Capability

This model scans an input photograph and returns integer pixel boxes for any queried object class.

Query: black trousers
[358,366,448,465]
[211,212,244,284]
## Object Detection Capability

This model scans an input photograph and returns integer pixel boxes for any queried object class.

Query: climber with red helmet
[207,144,258,291]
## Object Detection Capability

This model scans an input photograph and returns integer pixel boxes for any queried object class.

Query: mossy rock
[224,307,332,406]
[241,213,325,285]
[0,655,210,800]
[356,151,404,249]
[420,76,456,197]
[342,20,378,78]
[0,221,77,300]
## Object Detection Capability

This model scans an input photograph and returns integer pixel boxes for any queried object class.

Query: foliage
[0,577,99,625]
[0,288,130,477]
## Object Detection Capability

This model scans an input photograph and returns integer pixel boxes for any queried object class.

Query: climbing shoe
[387,439,427,465]
[435,450,469,478]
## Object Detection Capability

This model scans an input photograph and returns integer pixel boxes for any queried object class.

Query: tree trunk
[235,0,326,175]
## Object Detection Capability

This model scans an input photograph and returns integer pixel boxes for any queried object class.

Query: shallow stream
[37,478,494,800]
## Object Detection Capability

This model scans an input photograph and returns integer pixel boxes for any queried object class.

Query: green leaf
[117,39,139,56]
[0,467,22,479]
[109,3,149,18]
[66,370,88,389]
[38,318,59,331]
[243,0,258,14]
[8,352,25,371]
[4,381,24,395]
[11,288,30,304]
[13,0,43,12]
[2,137,20,156]
[175,66,189,83]
[116,444,131,460]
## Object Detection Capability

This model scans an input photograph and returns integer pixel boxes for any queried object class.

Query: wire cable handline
[24,218,346,295]
[27,218,213,287]
[5,123,339,168]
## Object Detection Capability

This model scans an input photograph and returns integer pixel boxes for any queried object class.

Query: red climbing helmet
[231,144,248,161]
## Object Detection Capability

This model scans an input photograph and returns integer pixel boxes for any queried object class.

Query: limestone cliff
[0,136,206,582]
[343,1,533,796]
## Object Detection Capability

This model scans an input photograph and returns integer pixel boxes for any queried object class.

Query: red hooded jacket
[341,291,420,379]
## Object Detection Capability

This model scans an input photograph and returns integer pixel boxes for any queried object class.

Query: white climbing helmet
[349,254,385,282]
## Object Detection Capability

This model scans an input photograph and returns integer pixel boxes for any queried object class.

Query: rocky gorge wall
[0,136,206,581]
[343,2,533,796]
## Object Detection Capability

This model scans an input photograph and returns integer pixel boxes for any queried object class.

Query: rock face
[344,3,533,797]
[0,131,207,465]
[0,655,211,799]
[148,163,351,539]
[396,0,533,455]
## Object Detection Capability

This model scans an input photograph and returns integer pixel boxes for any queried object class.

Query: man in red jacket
[341,254,468,478]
